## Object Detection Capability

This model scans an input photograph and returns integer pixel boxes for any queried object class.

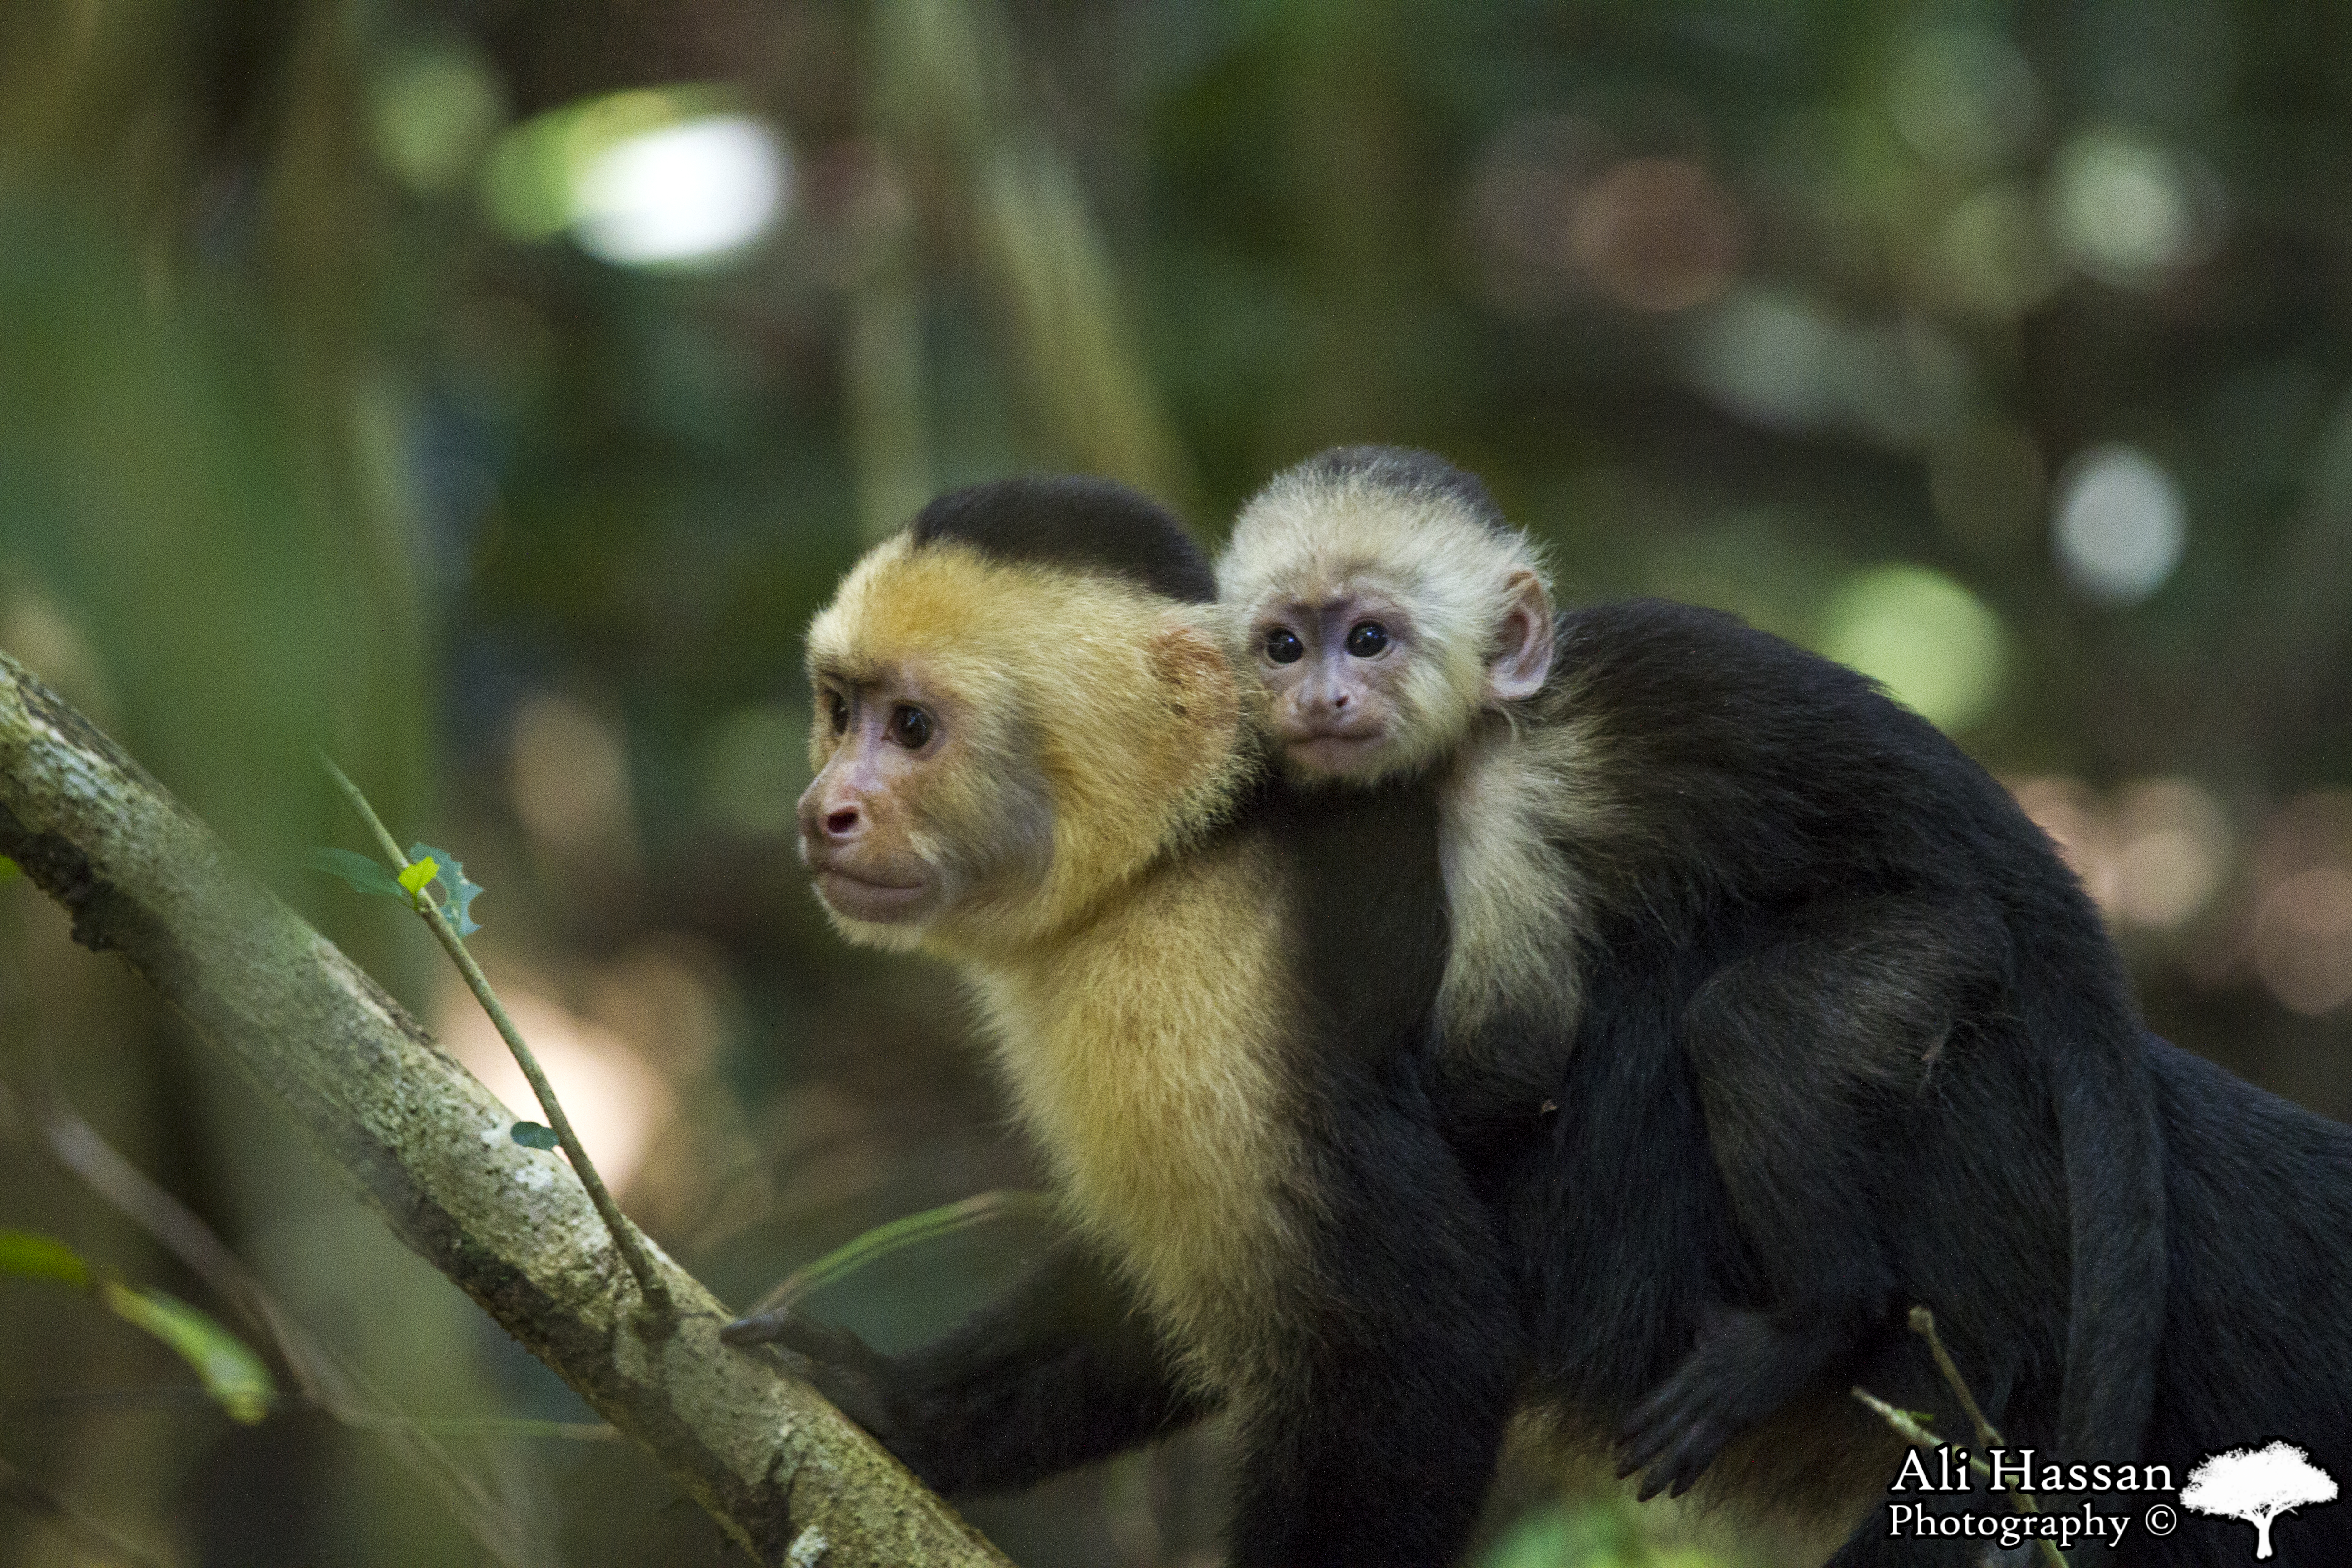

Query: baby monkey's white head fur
[1217,446,1554,786]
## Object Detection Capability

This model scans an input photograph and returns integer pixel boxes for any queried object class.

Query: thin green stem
[317,752,673,1326]
[1851,1386,1959,1456]
[1908,1307,2008,1455]
[1850,1387,2067,1568]
[1886,1305,2069,1568]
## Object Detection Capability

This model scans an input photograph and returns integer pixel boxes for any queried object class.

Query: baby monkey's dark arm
[1620,895,2008,1498]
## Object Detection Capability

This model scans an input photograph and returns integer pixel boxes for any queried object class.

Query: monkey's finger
[720,1310,791,1346]
[1614,1383,1700,1475]
[724,1310,880,1371]
[1628,1450,1690,1504]
[1642,1416,1732,1502]
[1661,1430,1721,1498]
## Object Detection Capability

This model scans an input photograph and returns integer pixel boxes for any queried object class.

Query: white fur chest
[1436,721,1605,1041]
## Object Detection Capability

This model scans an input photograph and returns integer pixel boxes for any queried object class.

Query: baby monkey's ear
[1488,569,1555,702]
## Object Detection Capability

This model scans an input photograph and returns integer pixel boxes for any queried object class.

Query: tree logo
[2179,1441,2339,1559]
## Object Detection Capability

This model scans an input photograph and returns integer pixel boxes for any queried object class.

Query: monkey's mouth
[1278,725,1391,776]
[1276,716,1385,745]
[806,857,936,924]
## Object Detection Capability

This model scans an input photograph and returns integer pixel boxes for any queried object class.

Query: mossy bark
[0,647,1009,1568]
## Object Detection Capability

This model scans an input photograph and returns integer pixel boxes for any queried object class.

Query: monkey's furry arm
[1223,1071,1526,1568]
[724,1237,1209,1494]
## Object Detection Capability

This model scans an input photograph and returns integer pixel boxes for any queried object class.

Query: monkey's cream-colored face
[801,667,967,926]
[798,535,1251,954]
[1246,568,1554,785]
[798,656,1057,941]
[1248,585,1422,782]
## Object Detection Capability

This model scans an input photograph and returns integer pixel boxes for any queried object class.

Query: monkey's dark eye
[1264,628,1304,665]
[887,705,933,749]
[1346,622,1390,658]
[825,691,850,735]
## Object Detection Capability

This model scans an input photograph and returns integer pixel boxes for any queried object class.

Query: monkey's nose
[824,807,860,837]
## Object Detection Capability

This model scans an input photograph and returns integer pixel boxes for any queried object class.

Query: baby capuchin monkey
[1218,446,2170,1561]
[1221,451,1555,787]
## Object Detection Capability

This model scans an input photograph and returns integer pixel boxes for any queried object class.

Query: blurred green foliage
[1,1,2349,1564]
[0,1230,274,1427]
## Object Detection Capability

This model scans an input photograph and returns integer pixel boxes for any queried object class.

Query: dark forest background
[2,2,2349,1564]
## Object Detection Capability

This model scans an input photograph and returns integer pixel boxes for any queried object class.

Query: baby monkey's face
[1248,584,1419,783]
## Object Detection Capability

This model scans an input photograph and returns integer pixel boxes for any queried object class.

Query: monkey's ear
[1488,569,1555,702]
[1147,622,1244,751]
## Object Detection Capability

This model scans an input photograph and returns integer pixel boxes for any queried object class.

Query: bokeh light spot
[573,116,789,268]
[1568,156,1746,314]
[2255,867,2352,1015]
[369,47,508,196]
[2053,444,2187,603]
[1933,184,2064,321]
[511,694,636,861]
[440,978,671,1191]
[2111,779,2232,928]
[2047,129,2215,288]
[481,89,790,269]
[1818,566,2008,733]
[1687,289,1842,430]
[1888,28,2044,174]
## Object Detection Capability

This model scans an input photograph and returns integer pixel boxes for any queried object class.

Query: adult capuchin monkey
[725,477,1519,1568]
[728,469,2352,1566]
[1215,446,2352,1565]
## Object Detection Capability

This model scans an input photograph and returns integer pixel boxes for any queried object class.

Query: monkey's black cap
[909,476,1216,603]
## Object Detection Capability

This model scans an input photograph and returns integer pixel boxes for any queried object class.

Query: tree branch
[0,648,1009,1568]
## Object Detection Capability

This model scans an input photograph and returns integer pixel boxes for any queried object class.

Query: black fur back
[1491,598,2171,1564]
[908,476,1215,603]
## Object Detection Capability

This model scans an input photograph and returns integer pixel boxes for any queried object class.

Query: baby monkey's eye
[887,704,934,749]
[1264,628,1305,665]
[1345,622,1391,658]
[826,691,850,735]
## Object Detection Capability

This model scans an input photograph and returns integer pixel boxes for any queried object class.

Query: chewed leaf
[309,848,404,900]
[511,1121,560,1150]
[101,1281,274,1424]
[0,1227,93,1287]
[407,843,485,936]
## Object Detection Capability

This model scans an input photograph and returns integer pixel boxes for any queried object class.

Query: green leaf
[100,1281,274,1425]
[308,848,404,900]
[0,854,19,885]
[0,1232,273,1426]
[397,855,440,897]
[751,1191,1054,1314]
[408,842,485,936]
[0,1227,93,1287]
[510,1121,560,1149]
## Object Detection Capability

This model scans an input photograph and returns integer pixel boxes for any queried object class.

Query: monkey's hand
[721,1309,910,1455]
[1615,1308,1823,1502]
